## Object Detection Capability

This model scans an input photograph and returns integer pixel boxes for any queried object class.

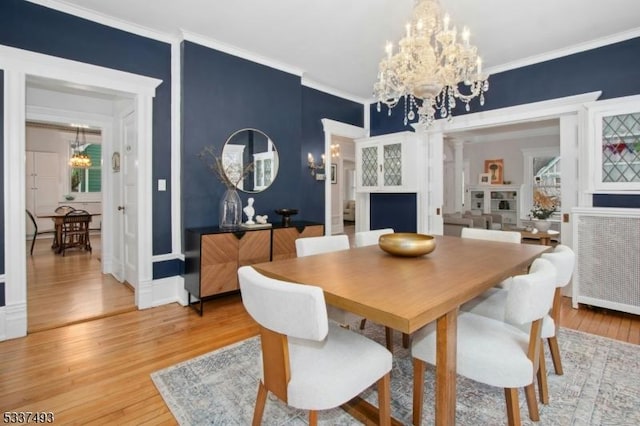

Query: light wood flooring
[26,235,136,332]
[1,231,637,424]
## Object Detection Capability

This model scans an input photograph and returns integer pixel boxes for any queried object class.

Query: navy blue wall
[181,42,365,231]
[182,42,303,229]
[370,193,417,233]
[301,87,364,223]
[370,36,640,209]
[0,0,173,259]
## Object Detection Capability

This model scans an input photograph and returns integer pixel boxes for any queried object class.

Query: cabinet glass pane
[361,146,378,187]
[383,143,402,186]
[602,113,640,183]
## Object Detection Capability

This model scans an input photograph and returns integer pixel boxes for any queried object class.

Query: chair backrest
[55,205,76,214]
[295,234,350,257]
[26,209,37,229]
[541,244,575,288]
[238,266,328,341]
[505,258,557,325]
[461,227,521,244]
[63,209,92,227]
[354,228,394,248]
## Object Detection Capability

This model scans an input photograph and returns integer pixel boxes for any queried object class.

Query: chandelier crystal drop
[373,0,489,127]
[69,126,92,169]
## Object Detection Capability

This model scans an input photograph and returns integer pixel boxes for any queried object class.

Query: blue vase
[219,188,242,229]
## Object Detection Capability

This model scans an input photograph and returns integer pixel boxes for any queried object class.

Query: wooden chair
[59,209,92,256]
[55,205,76,214]
[462,245,576,404]
[25,209,56,255]
[412,258,557,426]
[238,266,392,426]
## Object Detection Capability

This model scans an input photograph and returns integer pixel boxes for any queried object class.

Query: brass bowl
[378,233,436,257]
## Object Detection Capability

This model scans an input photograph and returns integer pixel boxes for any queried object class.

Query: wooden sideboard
[184,221,324,314]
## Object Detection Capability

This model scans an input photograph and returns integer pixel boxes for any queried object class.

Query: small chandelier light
[373,0,489,127]
[69,126,92,169]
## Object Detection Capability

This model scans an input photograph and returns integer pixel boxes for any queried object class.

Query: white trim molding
[25,0,176,44]
[182,30,304,78]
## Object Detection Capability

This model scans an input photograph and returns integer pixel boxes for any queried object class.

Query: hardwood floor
[26,235,136,333]
[2,234,638,423]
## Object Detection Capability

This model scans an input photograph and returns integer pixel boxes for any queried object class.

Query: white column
[453,140,464,213]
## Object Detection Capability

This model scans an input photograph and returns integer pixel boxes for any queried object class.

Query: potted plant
[530,191,557,231]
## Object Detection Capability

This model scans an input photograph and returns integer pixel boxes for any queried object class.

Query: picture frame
[478,172,491,185]
[111,152,121,172]
[331,163,337,184]
[484,159,504,185]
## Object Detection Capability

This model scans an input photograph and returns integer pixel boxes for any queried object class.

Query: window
[522,147,561,220]
[70,143,101,194]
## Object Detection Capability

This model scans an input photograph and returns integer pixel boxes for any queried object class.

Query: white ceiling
[33,0,640,102]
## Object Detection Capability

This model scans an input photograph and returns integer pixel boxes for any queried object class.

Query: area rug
[151,325,640,425]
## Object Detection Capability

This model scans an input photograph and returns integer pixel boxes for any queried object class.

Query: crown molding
[301,77,367,105]
[182,30,304,78]
[25,0,178,44]
[486,27,640,75]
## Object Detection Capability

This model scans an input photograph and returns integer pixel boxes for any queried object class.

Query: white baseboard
[0,302,28,341]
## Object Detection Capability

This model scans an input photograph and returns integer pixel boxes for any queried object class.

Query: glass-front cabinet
[588,98,640,192]
[355,132,417,192]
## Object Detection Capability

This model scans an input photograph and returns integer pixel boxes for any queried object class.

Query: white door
[122,111,138,287]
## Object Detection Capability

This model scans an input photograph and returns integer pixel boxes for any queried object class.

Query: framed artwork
[478,173,491,185]
[331,163,337,184]
[111,152,121,172]
[484,159,504,184]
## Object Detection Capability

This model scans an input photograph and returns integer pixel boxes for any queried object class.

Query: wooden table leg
[435,309,457,426]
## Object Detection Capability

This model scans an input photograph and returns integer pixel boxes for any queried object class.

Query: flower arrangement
[530,190,557,220]
[199,146,254,189]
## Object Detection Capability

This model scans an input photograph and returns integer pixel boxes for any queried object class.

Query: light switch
[158,179,166,191]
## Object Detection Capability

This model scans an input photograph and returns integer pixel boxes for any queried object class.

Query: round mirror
[221,128,279,193]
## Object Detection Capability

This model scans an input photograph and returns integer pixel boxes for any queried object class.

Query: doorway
[2,45,159,340]
[24,116,134,331]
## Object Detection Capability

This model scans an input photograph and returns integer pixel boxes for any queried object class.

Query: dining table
[37,212,101,252]
[252,234,551,425]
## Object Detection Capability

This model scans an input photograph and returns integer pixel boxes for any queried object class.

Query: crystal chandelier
[69,126,92,169]
[373,0,489,127]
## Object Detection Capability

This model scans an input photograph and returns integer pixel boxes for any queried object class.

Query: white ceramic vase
[533,219,551,232]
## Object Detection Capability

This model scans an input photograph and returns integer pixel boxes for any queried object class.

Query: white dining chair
[354,228,394,248]
[461,227,522,244]
[295,235,361,327]
[353,228,401,350]
[238,266,392,426]
[412,258,557,426]
[295,234,350,257]
[461,227,523,289]
[461,244,576,404]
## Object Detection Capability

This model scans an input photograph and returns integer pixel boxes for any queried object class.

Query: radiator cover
[573,208,640,315]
